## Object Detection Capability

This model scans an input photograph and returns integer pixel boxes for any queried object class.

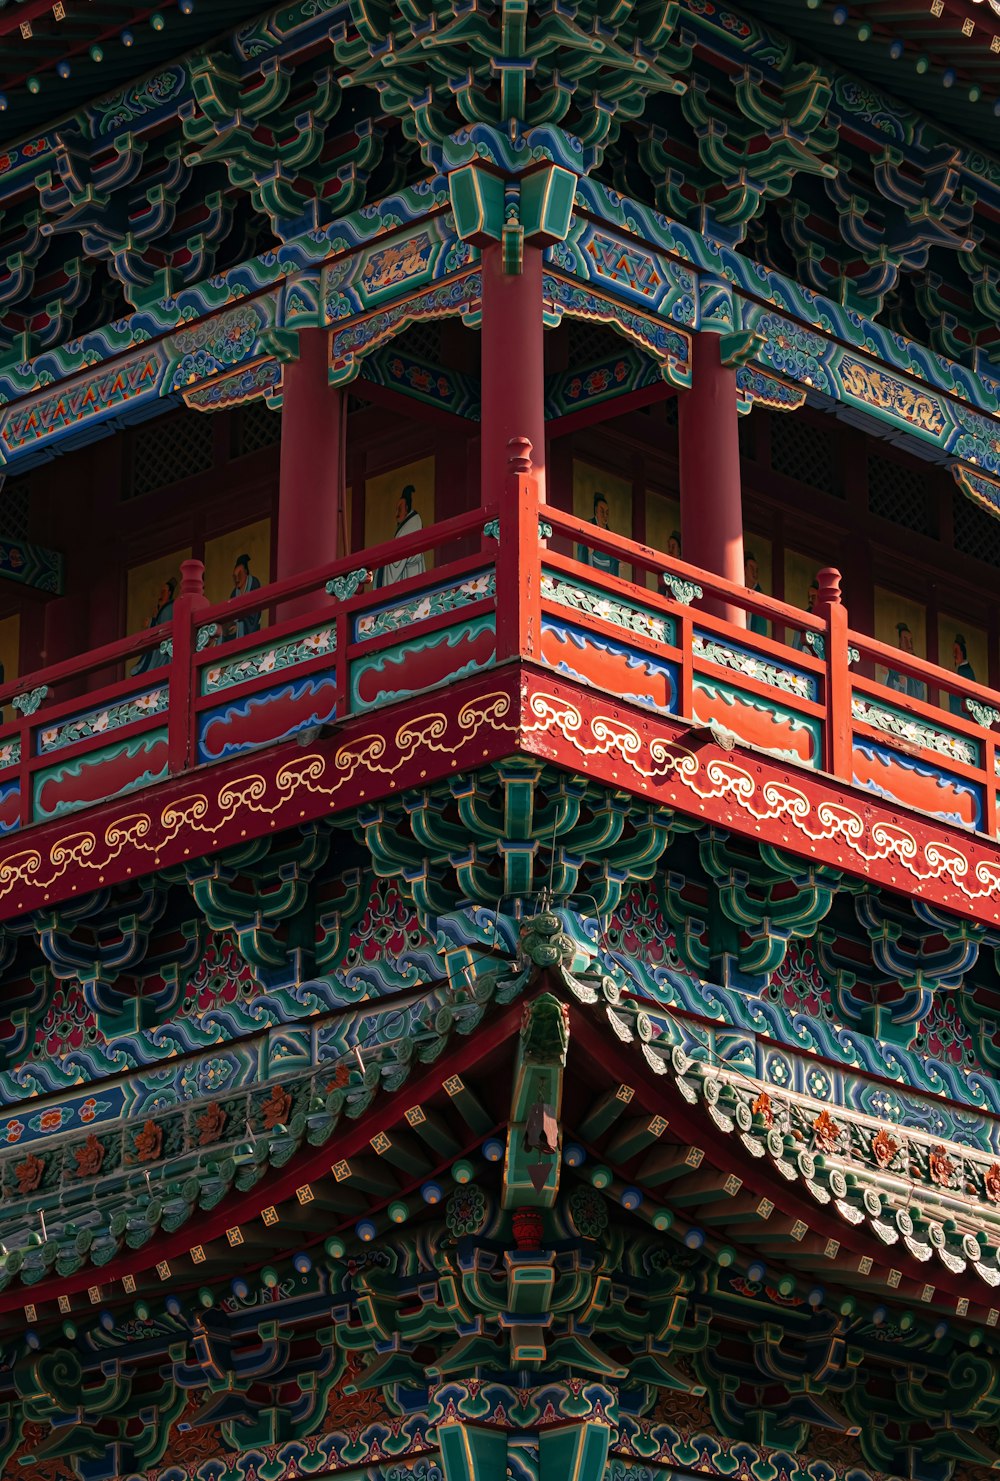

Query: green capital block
[539,1421,610,1481]
[448,164,505,245]
[520,165,577,245]
[439,1421,508,1480]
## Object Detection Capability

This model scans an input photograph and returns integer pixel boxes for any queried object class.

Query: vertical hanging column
[481,243,547,663]
[276,327,344,619]
[678,332,746,628]
[480,244,547,504]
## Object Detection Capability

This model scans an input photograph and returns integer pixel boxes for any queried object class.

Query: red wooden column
[481,244,547,664]
[480,244,546,507]
[678,332,745,628]
[277,328,344,618]
[815,565,851,783]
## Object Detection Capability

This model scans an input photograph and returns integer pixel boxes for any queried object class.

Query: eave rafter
[5,954,1000,1480]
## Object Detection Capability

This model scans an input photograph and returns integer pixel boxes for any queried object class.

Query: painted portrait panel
[646,490,682,590]
[573,460,633,584]
[784,549,824,647]
[937,613,988,716]
[204,519,272,611]
[127,547,192,638]
[743,533,772,638]
[0,615,20,687]
[874,586,927,694]
[364,456,436,568]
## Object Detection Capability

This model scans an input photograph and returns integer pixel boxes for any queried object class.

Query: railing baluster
[816,568,851,783]
[986,735,998,841]
[495,436,542,663]
[167,559,209,776]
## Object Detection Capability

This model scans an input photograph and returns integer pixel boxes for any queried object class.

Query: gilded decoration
[839,356,948,435]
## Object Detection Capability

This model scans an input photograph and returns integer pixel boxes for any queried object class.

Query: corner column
[480,244,547,665]
[678,332,745,628]
[480,244,546,507]
[277,328,344,618]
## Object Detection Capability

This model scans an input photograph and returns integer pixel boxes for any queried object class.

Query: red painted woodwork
[276,328,344,618]
[1,491,1000,935]
[168,558,209,773]
[495,437,543,662]
[678,333,745,627]
[815,566,851,779]
[480,245,547,503]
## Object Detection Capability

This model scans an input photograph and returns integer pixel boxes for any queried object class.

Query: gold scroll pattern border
[521,689,1000,910]
[0,692,516,908]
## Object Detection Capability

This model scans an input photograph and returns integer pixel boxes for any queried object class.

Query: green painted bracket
[0,537,63,596]
[260,328,303,363]
[539,1422,610,1481]
[448,163,577,270]
[502,994,568,1208]
[439,1421,508,1480]
[449,165,506,245]
[718,329,766,368]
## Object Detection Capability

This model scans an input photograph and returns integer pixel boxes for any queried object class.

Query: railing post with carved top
[815,566,851,782]
[168,559,209,776]
[495,437,542,663]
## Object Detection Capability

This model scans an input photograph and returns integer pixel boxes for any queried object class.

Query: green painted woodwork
[539,1422,610,1481]
[439,1422,508,1481]
[334,1,690,167]
[503,992,567,1208]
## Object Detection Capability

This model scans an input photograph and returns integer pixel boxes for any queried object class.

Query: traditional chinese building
[2,3,1000,1480]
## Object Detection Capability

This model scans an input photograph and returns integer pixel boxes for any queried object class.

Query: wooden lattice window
[0,474,31,541]
[392,322,443,361]
[867,452,932,536]
[566,319,626,364]
[237,401,281,457]
[128,412,215,499]
[769,414,836,495]
[954,491,1000,568]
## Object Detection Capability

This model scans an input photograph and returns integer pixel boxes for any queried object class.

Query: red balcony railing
[0,459,994,851]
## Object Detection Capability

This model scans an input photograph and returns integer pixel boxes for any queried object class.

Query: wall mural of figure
[0,616,19,699]
[127,546,191,663]
[791,570,820,652]
[745,549,768,637]
[949,632,976,714]
[576,492,620,578]
[784,550,822,652]
[937,615,987,719]
[204,519,271,636]
[645,490,680,591]
[224,553,262,639]
[573,460,632,583]
[885,621,928,701]
[375,484,426,589]
[132,576,177,675]
[364,456,435,586]
[875,587,928,701]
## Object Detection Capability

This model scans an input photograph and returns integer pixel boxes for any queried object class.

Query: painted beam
[0,538,62,595]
